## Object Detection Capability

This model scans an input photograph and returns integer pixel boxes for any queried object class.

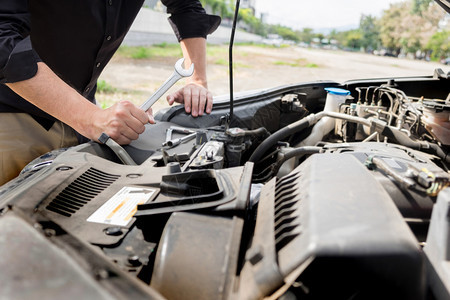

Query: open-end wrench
[162,132,197,148]
[98,58,193,165]
[165,126,196,144]
[140,58,194,112]
[169,126,196,134]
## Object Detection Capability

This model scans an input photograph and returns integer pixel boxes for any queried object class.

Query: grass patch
[236,42,291,49]
[206,45,229,57]
[97,80,116,94]
[117,43,182,59]
[214,58,251,68]
[235,62,251,68]
[274,61,300,67]
[96,89,144,109]
[272,58,316,68]
[117,44,253,66]
[214,58,228,66]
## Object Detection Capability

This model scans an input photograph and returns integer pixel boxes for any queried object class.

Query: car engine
[0,70,449,300]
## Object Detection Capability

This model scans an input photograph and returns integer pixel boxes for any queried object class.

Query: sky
[254,0,404,31]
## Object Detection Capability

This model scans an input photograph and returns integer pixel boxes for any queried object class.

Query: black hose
[248,111,371,163]
[381,127,424,149]
[381,126,450,164]
[279,146,322,163]
[249,108,449,166]
[428,144,450,164]
[248,113,324,163]
[226,127,270,138]
[271,146,322,176]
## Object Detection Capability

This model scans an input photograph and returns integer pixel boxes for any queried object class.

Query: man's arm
[1,2,152,145]
[167,37,213,117]
[6,62,154,145]
[161,0,221,117]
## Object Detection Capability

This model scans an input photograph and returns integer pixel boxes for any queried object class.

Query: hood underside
[435,0,450,12]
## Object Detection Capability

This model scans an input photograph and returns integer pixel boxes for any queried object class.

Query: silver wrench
[140,58,194,112]
[165,126,196,144]
[162,132,197,148]
[97,58,193,165]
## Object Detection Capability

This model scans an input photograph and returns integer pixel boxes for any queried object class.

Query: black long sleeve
[162,0,221,41]
[0,0,220,127]
[0,0,40,84]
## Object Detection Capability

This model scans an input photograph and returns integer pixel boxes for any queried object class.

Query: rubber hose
[280,146,322,163]
[248,113,324,162]
[382,126,450,164]
[272,146,322,176]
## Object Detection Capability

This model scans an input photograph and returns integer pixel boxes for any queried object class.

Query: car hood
[435,0,450,12]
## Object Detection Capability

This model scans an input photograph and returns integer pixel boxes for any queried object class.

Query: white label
[87,186,155,226]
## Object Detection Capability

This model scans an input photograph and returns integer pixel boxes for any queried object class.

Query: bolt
[126,174,142,178]
[246,246,264,265]
[56,166,72,171]
[44,228,56,237]
[95,269,109,280]
[104,227,123,236]
[127,255,142,267]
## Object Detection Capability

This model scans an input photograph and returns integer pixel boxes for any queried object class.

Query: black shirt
[0,0,220,129]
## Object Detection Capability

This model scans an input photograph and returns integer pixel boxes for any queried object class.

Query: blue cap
[325,87,350,96]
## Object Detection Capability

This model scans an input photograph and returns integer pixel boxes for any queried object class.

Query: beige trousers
[0,113,79,185]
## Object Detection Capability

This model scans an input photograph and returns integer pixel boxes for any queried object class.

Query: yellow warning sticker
[87,186,155,226]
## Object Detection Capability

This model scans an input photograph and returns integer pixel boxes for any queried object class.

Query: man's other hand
[166,83,213,117]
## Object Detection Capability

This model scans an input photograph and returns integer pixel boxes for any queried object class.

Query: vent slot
[46,168,120,217]
[275,172,299,193]
[274,172,302,252]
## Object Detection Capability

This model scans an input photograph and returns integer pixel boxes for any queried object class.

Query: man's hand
[166,83,213,117]
[90,101,155,145]
[6,62,154,146]
[172,37,213,117]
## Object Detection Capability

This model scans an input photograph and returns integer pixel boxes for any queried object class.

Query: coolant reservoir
[323,87,350,113]
[422,100,450,145]
[299,87,350,146]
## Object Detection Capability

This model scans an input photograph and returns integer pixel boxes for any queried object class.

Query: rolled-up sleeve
[161,0,221,42]
[0,1,41,84]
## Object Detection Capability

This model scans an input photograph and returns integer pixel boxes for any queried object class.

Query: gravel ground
[98,45,449,112]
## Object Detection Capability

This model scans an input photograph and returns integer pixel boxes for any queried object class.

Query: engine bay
[0,70,449,299]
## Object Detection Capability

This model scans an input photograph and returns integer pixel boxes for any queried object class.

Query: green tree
[378,2,405,53]
[267,24,300,42]
[359,15,380,52]
[298,28,315,44]
[199,0,234,19]
[378,1,444,55]
[412,0,433,15]
[328,29,338,40]
[314,33,325,43]
[344,30,363,50]
[426,30,450,60]
[331,30,348,47]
